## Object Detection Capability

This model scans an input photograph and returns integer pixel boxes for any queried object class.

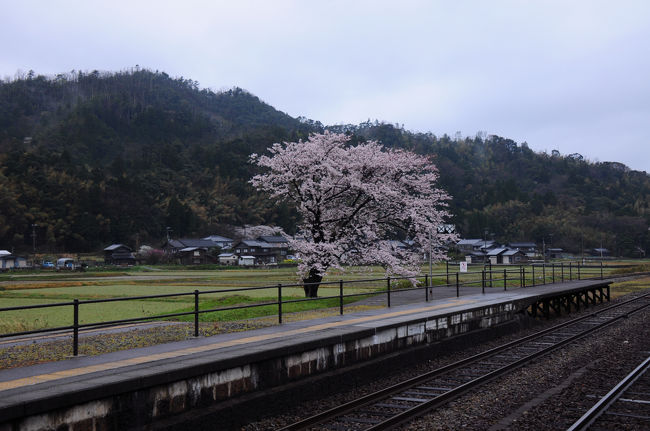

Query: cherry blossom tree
[250,132,454,297]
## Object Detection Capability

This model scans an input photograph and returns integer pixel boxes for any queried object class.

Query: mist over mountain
[1,69,648,256]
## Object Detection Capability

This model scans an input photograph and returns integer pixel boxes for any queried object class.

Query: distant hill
[1,69,648,256]
[347,123,650,257]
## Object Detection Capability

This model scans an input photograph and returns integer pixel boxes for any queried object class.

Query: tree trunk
[302,268,322,298]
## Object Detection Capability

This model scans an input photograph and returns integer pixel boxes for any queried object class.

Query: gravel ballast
[242,289,650,430]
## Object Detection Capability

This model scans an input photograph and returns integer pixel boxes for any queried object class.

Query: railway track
[568,354,650,431]
[279,292,650,431]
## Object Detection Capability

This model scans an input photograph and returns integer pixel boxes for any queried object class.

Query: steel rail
[567,355,650,431]
[365,298,650,431]
[279,292,650,431]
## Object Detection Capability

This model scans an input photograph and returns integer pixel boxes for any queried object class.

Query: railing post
[600,261,603,280]
[194,290,199,337]
[456,272,459,297]
[446,261,449,285]
[482,270,485,294]
[387,277,391,307]
[73,299,79,356]
[425,274,429,301]
[543,264,546,285]
[339,280,344,315]
[278,283,283,324]
[578,263,581,280]
[552,263,555,284]
[522,266,526,288]
[489,262,493,287]
[532,265,536,287]
[561,262,564,282]
[504,269,507,291]
[569,262,572,281]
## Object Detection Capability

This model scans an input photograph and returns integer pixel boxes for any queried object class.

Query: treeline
[350,123,650,256]
[0,69,648,256]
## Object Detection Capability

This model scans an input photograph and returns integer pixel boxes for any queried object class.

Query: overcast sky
[2,0,649,172]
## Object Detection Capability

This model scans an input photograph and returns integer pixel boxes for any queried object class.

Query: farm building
[103,244,136,265]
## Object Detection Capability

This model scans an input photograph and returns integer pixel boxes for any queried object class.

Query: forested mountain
[348,124,650,257]
[1,69,649,256]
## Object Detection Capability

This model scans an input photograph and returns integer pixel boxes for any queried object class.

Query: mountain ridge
[1,69,648,256]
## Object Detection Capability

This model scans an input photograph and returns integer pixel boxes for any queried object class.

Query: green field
[0,261,646,334]
[0,266,405,332]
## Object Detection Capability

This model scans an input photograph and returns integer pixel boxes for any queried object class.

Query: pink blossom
[251,132,455,293]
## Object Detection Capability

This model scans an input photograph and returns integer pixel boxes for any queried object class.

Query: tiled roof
[457,239,483,245]
[171,238,217,248]
[257,235,288,243]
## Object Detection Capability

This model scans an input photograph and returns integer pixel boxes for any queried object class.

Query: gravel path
[241,289,650,430]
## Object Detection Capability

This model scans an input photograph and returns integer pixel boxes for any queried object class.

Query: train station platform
[0,279,611,431]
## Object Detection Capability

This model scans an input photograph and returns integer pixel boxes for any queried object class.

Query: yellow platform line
[0,299,475,392]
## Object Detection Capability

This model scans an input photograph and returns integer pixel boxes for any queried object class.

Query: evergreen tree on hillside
[0,69,648,256]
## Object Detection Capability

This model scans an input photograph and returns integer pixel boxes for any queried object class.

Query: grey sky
[2,0,649,171]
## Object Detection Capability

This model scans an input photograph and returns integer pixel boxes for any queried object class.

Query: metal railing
[0,262,632,355]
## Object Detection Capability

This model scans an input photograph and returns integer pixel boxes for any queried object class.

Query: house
[163,239,218,255]
[546,248,564,259]
[592,248,611,257]
[257,235,290,260]
[457,239,483,253]
[508,242,538,257]
[162,238,221,265]
[202,235,234,250]
[457,239,498,253]
[0,251,27,270]
[502,249,528,264]
[465,251,488,264]
[257,235,289,246]
[103,244,136,265]
[488,247,529,265]
[487,247,508,264]
[457,239,500,263]
[178,247,213,265]
[232,237,289,265]
[218,253,238,265]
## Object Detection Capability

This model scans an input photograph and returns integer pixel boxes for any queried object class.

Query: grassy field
[609,275,650,299]
[0,265,405,332]
[0,260,647,334]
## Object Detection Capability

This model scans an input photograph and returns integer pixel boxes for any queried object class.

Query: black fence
[0,262,629,356]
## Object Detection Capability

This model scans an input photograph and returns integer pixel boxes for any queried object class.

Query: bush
[394,279,418,290]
